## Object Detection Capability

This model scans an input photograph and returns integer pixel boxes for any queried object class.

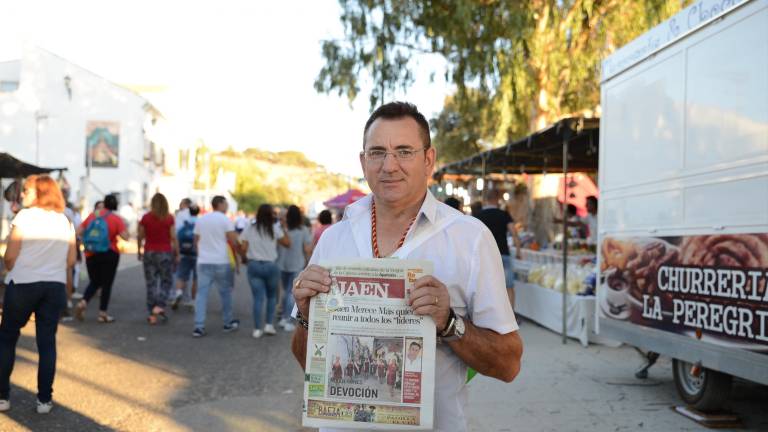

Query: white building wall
[0,48,161,211]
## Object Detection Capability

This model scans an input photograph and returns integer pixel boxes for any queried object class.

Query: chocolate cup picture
[601,269,631,319]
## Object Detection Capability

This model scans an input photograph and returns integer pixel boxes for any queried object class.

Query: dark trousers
[0,281,66,403]
[83,250,120,312]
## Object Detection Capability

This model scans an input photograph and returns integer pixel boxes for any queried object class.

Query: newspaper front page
[302,259,436,430]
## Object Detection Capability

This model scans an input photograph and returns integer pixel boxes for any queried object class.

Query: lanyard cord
[371,200,417,258]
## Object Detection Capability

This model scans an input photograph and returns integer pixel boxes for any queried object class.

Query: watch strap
[440,309,457,337]
[295,309,310,330]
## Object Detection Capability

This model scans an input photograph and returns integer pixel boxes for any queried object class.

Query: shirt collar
[342,190,438,225]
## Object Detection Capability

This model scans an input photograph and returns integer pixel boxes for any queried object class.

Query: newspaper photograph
[302,259,436,430]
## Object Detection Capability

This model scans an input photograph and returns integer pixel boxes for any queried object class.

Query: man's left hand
[408,276,451,332]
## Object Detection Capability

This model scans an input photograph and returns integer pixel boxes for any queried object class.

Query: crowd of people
[0,174,337,413]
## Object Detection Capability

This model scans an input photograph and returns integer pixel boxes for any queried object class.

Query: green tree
[316,0,691,162]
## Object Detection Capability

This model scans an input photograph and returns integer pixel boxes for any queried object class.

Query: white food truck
[598,0,768,411]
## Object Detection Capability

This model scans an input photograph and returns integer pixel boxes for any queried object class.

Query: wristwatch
[440,309,465,342]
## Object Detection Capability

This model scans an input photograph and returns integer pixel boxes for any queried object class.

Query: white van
[598,0,768,411]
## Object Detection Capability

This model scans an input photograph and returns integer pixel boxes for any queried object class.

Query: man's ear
[425,146,436,174]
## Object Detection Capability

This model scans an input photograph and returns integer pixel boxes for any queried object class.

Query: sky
[0,0,452,176]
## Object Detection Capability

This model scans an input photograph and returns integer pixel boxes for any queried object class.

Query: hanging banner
[599,234,768,353]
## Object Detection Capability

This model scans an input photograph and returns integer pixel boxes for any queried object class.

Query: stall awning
[433,117,599,179]
[324,189,367,209]
[0,152,67,178]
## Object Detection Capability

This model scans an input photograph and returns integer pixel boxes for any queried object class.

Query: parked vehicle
[597,0,768,411]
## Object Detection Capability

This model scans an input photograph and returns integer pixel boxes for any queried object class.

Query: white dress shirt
[308,191,518,432]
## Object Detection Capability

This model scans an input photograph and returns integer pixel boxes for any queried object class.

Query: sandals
[97,314,115,324]
[73,300,114,323]
[147,307,168,325]
[74,300,86,322]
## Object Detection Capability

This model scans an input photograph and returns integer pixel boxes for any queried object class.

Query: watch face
[455,316,466,336]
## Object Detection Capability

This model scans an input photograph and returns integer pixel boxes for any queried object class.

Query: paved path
[0,258,766,431]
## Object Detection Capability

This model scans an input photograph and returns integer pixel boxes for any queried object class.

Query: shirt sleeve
[114,214,127,233]
[225,218,235,232]
[504,211,513,225]
[466,226,519,335]
[9,209,27,236]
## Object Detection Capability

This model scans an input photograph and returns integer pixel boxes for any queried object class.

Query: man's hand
[137,251,143,261]
[408,276,451,332]
[293,264,331,318]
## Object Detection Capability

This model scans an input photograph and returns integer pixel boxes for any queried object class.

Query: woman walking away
[239,204,290,338]
[277,205,312,332]
[75,194,128,323]
[313,209,333,247]
[137,193,178,325]
[0,175,76,414]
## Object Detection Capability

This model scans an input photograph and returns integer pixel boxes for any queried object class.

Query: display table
[514,281,618,347]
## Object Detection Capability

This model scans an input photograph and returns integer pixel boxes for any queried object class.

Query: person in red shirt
[75,194,128,323]
[137,193,178,325]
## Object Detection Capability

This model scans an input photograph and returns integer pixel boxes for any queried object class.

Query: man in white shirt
[404,340,423,372]
[192,195,240,337]
[290,102,523,431]
[175,198,192,228]
[583,196,598,245]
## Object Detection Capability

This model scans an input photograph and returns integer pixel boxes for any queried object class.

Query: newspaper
[302,259,436,430]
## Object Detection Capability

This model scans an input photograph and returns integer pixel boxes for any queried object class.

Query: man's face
[407,344,421,361]
[360,117,435,207]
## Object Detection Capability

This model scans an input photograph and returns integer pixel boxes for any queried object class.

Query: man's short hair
[586,196,598,209]
[444,197,461,211]
[484,188,502,203]
[104,194,119,211]
[211,195,227,210]
[189,204,200,216]
[363,101,431,149]
[181,197,192,207]
[409,341,422,350]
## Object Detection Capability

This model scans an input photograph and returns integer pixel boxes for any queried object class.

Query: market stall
[433,117,613,346]
[323,188,367,209]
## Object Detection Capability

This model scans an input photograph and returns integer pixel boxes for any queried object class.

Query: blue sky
[0,0,452,176]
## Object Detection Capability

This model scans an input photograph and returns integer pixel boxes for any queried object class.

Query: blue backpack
[178,219,196,256]
[83,211,111,253]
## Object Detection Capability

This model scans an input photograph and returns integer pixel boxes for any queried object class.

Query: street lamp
[35,110,49,165]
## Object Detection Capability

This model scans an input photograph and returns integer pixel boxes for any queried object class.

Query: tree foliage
[316,0,692,162]
[198,148,350,213]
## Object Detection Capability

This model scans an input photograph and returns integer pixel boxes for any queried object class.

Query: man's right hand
[293,264,331,318]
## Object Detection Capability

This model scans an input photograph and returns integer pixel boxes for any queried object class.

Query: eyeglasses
[360,147,427,163]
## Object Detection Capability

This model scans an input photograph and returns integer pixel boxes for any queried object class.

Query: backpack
[178,219,196,256]
[83,211,112,253]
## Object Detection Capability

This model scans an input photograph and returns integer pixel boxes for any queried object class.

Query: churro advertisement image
[599,234,768,353]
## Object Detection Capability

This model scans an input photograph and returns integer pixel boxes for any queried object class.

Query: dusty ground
[0,258,765,431]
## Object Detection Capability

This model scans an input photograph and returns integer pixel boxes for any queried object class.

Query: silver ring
[434,296,439,306]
